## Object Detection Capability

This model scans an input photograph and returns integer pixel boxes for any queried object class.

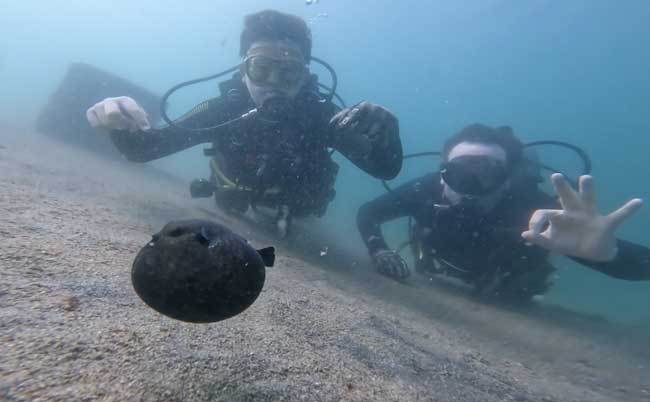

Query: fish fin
[199,226,222,248]
[196,227,211,246]
[257,247,275,267]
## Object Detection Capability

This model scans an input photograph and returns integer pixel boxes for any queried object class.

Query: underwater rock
[132,220,274,323]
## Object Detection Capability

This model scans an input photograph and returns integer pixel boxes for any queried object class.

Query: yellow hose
[210,159,280,195]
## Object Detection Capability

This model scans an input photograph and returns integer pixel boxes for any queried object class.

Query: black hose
[318,83,347,108]
[381,151,441,192]
[524,140,592,175]
[404,151,441,160]
[159,57,344,133]
[381,141,591,193]
[160,66,240,131]
[311,56,338,103]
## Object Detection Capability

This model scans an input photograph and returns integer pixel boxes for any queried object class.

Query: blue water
[2,0,649,325]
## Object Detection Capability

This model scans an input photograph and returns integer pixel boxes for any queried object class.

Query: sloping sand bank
[1,125,648,402]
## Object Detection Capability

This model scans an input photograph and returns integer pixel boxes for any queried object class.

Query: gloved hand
[372,249,410,279]
[329,101,397,154]
[86,96,151,133]
[522,174,643,262]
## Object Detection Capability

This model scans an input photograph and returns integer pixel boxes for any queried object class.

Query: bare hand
[86,96,151,133]
[522,174,643,261]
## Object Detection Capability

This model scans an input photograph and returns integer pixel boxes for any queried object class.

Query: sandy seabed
[1,123,649,402]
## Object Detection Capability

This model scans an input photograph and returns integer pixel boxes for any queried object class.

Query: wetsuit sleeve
[357,175,434,254]
[109,97,229,162]
[327,110,403,180]
[571,240,650,281]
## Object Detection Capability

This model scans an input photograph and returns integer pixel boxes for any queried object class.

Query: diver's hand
[522,174,643,262]
[86,96,151,133]
[372,249,410,279]
[329,101,398,153]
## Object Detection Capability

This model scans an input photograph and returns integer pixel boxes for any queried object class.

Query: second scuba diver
[86,10,402,237]
[357,124,650,302]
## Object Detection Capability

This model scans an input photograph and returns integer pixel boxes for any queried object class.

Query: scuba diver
[86,10,402,237]
[357,123,650,302]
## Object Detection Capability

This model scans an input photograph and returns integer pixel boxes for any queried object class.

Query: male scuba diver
[357,124,650,302]
[86,10,402,237]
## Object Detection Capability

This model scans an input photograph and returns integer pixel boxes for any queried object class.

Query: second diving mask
[440,155,510,196]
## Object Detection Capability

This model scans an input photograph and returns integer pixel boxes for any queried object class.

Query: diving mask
[440,155,509,196]
[243,47,307,90]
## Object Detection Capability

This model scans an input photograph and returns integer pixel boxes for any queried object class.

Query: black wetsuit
[110,74,402,217]
[357,172,650,300]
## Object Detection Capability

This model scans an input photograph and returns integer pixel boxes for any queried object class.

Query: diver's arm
[109,98,229,163]
[571,240,650,280]
[328,101,403,180]
[528,185,650,280]
[357,175,432,253]
[522,174,648,279]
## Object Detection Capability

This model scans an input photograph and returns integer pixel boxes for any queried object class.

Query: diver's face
[441,142,510,212]
[241,40,308,107]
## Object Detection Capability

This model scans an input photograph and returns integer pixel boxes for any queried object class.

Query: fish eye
[169,228,186,237]
[196,232,210,247]
[148,234,160,246]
